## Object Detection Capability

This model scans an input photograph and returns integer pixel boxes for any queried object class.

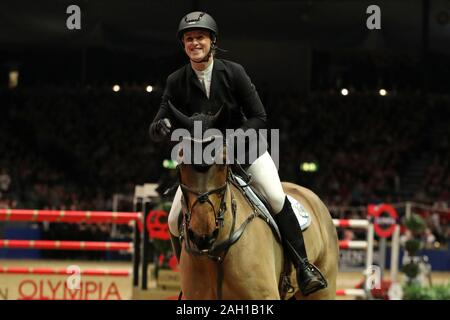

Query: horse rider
[149,11,327,296]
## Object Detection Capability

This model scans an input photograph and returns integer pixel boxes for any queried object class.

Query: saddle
[231,172,312,242]
[231,170,314,299]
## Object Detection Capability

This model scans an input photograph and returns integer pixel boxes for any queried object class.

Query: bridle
[178,166,233,261]
[177,164,261,299]
[179,169,228,257]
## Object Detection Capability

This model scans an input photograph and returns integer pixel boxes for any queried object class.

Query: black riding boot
[170,232,182,263]
[275,197,328,296]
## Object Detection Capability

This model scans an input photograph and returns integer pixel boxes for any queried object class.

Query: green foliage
[401,213,433,295]
[405,239,421,256]
[433,283,450,300]
[403,283,450,300]
[404,214,426,235]
[402,262,420,279]
[153,236,172,254]
[403,284,435,300]
[159,201,173,213]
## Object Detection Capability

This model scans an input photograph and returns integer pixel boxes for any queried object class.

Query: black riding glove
[149,118,172,142]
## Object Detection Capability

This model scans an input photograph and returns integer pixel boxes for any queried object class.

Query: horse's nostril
[198,234,211,247]
[189,229,216,251]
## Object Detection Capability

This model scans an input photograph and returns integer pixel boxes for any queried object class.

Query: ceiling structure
[0,0,449,57]
[1,0,448,92]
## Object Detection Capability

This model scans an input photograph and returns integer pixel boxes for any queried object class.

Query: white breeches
[168,151,286,236]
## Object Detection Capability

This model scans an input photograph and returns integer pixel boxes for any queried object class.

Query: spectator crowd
[0,87,449,252]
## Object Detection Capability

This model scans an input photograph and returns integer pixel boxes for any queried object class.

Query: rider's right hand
[150,118,172,142]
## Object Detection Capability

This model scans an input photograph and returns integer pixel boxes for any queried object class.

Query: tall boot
[275,197,328,296]
[170,232,182,264]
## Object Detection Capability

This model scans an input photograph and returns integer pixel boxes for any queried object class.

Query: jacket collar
[186,58,224,78]
[186,59,225,97]
[213,58,225,71]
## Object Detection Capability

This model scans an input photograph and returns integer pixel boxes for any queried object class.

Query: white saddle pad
[235,175,311,232]
[287,194,312,231]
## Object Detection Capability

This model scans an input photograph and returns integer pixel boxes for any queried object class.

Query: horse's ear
[168,100,194,129]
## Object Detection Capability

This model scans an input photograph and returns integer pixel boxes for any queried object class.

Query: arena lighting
[112,84,120,92]
[146,85,153,93]
[163,159,178,169]
[379,89,387,96]
[8,70,19,89]
[341,88,349,96]
[300,162,318,172]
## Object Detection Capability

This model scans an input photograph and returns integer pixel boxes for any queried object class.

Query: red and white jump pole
[333,218,375,273]
[333,218,375,298]
[0,240,132,251]
[0,266,131,277]
[333,219,370,229]
[0,205,145,296]
[335,288,366,297]
[0,209,141,224]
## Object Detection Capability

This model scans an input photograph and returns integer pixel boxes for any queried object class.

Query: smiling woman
[176,12,218,66]
[148,11,333,298]
[182,30,213,67]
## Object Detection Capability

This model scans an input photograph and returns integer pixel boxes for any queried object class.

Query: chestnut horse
[175,141,338,300]
[167,104,338,299]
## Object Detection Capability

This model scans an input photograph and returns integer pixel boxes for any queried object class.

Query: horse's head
[179,140,228,249]
[169,104,231,255]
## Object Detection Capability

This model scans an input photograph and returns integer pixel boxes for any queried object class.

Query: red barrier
[333,219,369,229]
[338,240,368,250]
[0,240,132,251]
[335,289,366,297]
[0,209,141,224]
[0,266,131,277]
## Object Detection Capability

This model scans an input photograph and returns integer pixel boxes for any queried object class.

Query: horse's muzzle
[188,228,219,252]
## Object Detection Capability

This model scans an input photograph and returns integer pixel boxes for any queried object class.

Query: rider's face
[182,30,212,62]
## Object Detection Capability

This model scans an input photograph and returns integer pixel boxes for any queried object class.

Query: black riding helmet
[177,11,218,47]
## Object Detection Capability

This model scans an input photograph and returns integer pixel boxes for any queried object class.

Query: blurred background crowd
[0,87,449,253]
[1,0,449,260]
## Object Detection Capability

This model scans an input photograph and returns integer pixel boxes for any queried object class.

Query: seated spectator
[422,228,436,249]
[1,88,450,253]
[343,229,355,241]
